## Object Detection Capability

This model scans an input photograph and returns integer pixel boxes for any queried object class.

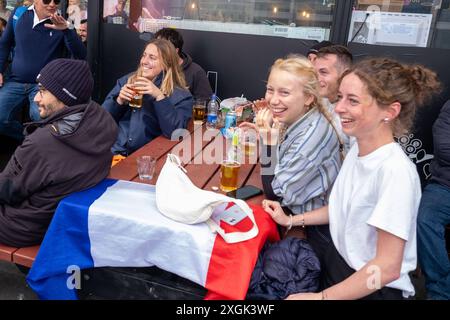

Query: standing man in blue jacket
[0,0,87,141]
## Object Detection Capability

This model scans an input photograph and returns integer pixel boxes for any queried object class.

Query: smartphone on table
[226,185,263,200]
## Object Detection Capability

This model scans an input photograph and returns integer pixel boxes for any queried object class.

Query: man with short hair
[306,40,333,62]
[154,27,213,100]
[0,0,86,141]
[0,59,118,247]
[314,45,354,152]
[78,18,87,44]
[314,45,353,104]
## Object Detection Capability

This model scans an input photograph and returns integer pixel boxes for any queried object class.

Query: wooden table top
[108,122,265,206]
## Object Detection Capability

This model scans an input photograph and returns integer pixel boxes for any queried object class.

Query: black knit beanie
[36,59,94,107]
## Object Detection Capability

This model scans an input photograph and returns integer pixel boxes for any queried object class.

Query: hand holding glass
[129,83,143,108]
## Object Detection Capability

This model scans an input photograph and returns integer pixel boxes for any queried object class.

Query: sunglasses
[42,0,61,5]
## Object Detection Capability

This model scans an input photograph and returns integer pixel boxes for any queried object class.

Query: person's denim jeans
[0,81,40,141]
[417,182,450,300]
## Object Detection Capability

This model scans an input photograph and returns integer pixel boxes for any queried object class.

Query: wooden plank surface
[243,164,266,205]
[110,122,265,205]
[110,121,199,181]
[183,132,225,189]
[131,126,220,185]
[0,244,18,262]
[12,245,40,268]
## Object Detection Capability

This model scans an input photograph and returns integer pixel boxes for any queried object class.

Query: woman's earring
[383,118,390,123]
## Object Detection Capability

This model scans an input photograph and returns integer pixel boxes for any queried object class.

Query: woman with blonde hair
[264,57,441,299]
[241,55,343,271]
[103,38,193,155]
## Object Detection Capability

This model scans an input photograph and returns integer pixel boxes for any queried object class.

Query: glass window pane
[103,0,335,41]
[350,0,450,49]
[67,0,88,28]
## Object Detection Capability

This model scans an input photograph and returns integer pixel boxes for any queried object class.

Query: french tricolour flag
[27,179,278,300]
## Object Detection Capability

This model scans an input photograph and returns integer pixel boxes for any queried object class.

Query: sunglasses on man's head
[42,0,61,5]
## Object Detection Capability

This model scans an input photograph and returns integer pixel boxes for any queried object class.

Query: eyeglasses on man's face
[37,85,48,98]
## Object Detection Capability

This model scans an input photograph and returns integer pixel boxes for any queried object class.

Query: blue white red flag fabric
[27,179,279,300]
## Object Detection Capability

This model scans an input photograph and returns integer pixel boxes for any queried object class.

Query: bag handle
[167,154,187,173]
[205,199,259,244]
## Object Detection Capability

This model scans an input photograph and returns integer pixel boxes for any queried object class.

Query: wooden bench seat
[0,244,18,262]
[0,243,40,269]
[12,245,40,268]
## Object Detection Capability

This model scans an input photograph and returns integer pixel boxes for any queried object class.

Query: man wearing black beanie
[0,59,118,247]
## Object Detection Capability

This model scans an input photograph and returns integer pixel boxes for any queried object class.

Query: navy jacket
[246,237,321,300]
[0,7,86,83]
[102,73,193,155]
[430,100,450,189]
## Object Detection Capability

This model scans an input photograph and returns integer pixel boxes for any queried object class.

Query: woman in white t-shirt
[263,58,441,300]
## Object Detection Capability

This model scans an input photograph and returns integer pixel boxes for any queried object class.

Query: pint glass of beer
[193,99,206,125]
[241,129,257,156]
[220,160,241,192]
[129,84,143,108]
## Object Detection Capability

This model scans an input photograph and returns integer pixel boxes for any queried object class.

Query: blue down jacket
[246,237,321,300]
[102,72,193,155]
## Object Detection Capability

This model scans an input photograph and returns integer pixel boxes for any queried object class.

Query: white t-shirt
[329,142,421,298]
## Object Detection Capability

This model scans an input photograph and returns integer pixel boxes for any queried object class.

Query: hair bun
[407,65,441,106]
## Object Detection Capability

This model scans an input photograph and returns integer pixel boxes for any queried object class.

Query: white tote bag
[155,154,259,243]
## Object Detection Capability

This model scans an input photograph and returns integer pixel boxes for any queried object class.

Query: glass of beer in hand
[129,83,143,108]
[193,98,206,125]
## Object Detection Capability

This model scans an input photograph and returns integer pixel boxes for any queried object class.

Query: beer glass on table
[193,99,206,125]
[240,129,257,157]
[220,135,241,192]
[220,160,241,192]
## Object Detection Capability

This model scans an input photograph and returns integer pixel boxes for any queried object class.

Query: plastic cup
[136,156,156,180]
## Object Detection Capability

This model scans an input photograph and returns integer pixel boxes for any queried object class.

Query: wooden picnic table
[23,122,281,300]
[0,122,267,270]
[108,122,266,206]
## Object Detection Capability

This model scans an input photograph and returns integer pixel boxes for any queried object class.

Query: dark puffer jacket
[0,101,118,247]
[246,237,321,300]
